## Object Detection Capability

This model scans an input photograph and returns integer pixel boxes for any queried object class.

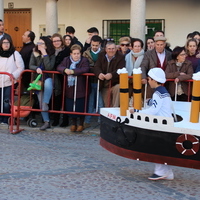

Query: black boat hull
[100,115,200,169]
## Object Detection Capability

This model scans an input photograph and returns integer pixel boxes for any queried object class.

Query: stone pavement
[0,119,200,200]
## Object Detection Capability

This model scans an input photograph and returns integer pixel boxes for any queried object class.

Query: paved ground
[0,118,200,200]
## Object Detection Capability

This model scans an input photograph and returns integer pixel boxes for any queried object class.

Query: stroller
[13,94,38,127]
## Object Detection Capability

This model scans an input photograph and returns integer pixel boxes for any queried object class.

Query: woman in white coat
[0,36,24,124]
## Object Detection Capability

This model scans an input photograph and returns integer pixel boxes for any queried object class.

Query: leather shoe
[77,125,84,132]
[70,125,77,132]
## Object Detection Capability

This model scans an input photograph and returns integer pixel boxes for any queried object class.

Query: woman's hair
[0,36,15,52]
[171,46,185,60]
[118,36,131,45]
[185,38,198,54]
[35,36,55,56]
[70,44,81,53]
[145,37,154,51]
[131,38,144,48]
[51,33,65,48]
[63,34,74,48]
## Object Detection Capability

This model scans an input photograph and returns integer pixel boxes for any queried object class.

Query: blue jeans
[85,83,104,123]
[0,86,11,123]
[37,78,53,122]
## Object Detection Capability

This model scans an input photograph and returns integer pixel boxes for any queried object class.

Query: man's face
[88,32,98,38]
[148,77,157,88]
[91,41,100,52]
[66,32,74,38]
[154,32,164,38]
[22,31,30,43]
[155,41,166,53]
[0,21,4,34]
[106,44,117,57]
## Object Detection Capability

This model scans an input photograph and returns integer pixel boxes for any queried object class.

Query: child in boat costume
[131,68,174,180]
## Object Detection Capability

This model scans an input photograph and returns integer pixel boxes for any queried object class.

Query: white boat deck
[100,101,200,136]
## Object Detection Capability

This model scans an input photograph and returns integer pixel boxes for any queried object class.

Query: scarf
[68,56,81,87]
[125,49,144,75]
[0,50,15,58]
[55,48,63,56]
[176,61,184,95]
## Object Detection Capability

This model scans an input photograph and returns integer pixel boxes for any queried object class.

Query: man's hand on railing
[98,73,105,80]
[141,78,147,84]
[104,73,112,80]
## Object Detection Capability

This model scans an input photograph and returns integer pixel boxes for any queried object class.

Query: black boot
[52,113,60,126]
[60,114,69,127]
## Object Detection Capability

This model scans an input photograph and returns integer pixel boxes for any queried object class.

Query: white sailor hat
[148,68,166,83]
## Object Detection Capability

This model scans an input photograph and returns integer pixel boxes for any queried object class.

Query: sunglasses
[120,43,130,47]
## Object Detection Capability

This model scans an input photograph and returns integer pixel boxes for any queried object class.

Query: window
[102,19,165,43]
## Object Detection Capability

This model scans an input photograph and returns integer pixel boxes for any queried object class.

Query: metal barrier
[7,71,193,133]
[14,70,101,131]
[165,79,192,102]
[0,72,23,134]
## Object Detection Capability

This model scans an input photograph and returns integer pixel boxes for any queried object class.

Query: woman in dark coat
[165,46,193,101]
[51,33,70,127]
[57,44,89,132]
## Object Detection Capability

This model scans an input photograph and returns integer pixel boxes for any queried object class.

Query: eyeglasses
[179,53,186,56]
[106,38,114,41]
[2,42,10,44]
[53,40,61,43]
[37,42,45,45]
[120,43,130,47]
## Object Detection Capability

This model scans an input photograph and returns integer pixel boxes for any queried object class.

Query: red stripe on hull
[100,138,200,170]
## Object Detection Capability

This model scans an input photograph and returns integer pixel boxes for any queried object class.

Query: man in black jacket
[0,19,12,41]
[66,26,83,51]
[20,31,35,69]
[20,31,35,89]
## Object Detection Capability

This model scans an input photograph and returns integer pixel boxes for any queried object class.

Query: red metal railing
[2,70,193,133]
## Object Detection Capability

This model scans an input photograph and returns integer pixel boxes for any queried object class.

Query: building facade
[1,0,200,49]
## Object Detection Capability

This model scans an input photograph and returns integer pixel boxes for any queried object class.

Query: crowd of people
[0,18,200,133]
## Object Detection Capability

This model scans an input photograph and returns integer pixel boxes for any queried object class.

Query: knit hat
[148,68,166,83]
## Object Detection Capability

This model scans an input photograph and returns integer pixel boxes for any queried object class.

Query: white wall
[3,0,200,48]
[146,0,200,48]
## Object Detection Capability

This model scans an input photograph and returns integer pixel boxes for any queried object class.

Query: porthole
[153,118,158,123]
[162,119,167,125]
[137,115,141,120]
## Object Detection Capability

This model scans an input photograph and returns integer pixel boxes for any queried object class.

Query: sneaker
[0,122,8,126]
[40,122,50,131]
[164,173,174,180]
[84,123,91,129]
[148,174,167,181]
[42,103,49,111]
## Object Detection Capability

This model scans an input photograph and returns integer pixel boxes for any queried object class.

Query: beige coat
[165,59,193,97]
